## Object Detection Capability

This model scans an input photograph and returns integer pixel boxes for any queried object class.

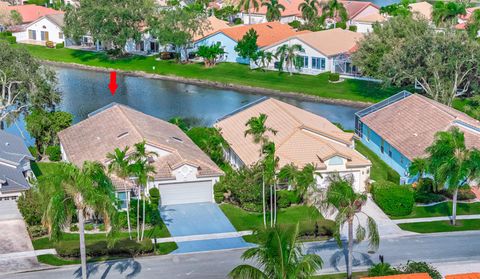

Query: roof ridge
[269,99,304,149]
[414,94,473,121]
[116,105,145,141]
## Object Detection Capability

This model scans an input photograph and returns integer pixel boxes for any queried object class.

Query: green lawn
[20,44,399,103]
[313,271,369,279]
[392,202,480,219]
[399,219,480,233]
[354,140,400,183]
[31,161,62,177]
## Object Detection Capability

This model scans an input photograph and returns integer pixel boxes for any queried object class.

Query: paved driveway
[160,202,253,254]
[0,201,39,274]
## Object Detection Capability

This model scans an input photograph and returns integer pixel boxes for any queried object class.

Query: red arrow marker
[108,71,118,95]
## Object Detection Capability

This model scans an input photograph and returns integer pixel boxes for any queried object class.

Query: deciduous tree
[234,28,259,61]
[197,42,226,67]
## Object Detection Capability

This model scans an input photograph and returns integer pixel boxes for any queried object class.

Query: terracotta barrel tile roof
[58,103,223,183]
[4,4,63,24]
[360,94,480,160]
[215,98,370,169]
[446,273,480,279]
[193,16,230,42]
[362,273,432,279]
[409,2,433,21]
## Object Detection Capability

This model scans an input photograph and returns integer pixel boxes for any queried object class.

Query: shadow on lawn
[74,258,141,279]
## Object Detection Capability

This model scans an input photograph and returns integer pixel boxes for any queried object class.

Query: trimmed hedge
[372,181,414,216]
[149,188,160,207]
[329,72,340,82]
[277,190,301,208]
[414,192,446,204]
[56,42,64,49]
[55,238,154,258]
[279,218,335,238]
[348,25,358,32]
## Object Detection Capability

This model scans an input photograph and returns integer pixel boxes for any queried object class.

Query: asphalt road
[3,231,480,279]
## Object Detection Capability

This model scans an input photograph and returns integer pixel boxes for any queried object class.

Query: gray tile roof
[0,164,30,193]
[0,130,33,166]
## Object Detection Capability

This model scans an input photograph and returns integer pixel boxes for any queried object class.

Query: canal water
[5,66,361,145]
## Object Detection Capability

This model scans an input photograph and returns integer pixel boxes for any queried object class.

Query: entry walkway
[153,231,252,244]
[393,214,480,224]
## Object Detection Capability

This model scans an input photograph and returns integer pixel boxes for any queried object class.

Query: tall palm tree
[130,141,157,241]
[275,44,305,75]
[432,1,466,27]
[40,162,117,279]
[245,114,278,227]
[262,0,286,21]
[237,0,261,24]
[321,174,379,279]
[229,224,323,278]
[408,157,429,189]
[322,0,348,27]
[298,0,319,23]
[425,127,479,225]
[107,146,133,239]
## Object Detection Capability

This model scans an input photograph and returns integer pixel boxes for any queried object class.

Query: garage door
[158,180,213,205]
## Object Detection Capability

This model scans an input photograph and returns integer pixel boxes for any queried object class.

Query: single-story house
[237,0,304,25]
[194,21,306,64]
[215,98,372,192]
[257,28,363,75]
[58,103,224,208]
[361,273,432,279]
[12,13,65,45]
[0,130,34,201]
[408,2,433,21]
[349,12,386,33]
[355,91,480,184]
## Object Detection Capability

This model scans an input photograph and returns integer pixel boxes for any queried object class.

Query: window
[296,56,308,68]
[59,32,64,39]
[380,139,385,154]
[28,30,36,40]
[40,31,49,41]
[312,57,326,70]
[388,146,392,158]
[117,192,128,210]
[366,127,370,141]
[328,156,343,166]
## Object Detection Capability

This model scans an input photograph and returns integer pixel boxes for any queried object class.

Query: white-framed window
[297,56,309,68]
[117,192,128,210]
[59,32,64,39]
[28,30,36,40]
[312,57,326,70]
[328,156,344,166]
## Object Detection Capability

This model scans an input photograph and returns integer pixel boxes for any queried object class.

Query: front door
[40,31,49,41]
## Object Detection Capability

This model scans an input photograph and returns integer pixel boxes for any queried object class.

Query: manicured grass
[313,271,369,278]
[398,219,480,233]
[392,202,480,219]
[220,204,321,232]
[354,140,400,183]
[31,161,62,177]
[20,44,399,103]
[37,254,80,266]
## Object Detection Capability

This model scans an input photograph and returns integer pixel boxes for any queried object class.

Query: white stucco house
[256,28,363,76]
[215,98,371,192]
[0,130,34,201]
[58,103,224,208]
[12,13,65,45]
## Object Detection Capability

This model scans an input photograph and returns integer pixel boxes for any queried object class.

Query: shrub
[149,187,160,207]
[414,192,446,204]
[28,225,48,238]
[281,219,335,238]
[56,42,64,49]
[368,263,399,276]
[214,182,226,203]
[55,238,154,258]
[45,145,61,161]
[335,21,347,29]
[386,169,400,183]
[106,48,122,57]
[397,261,441,279]
[159,52,174,60]
[186,127,228,167]
[416,178,435,193]
[17,189,43,226]
[440,186,476,201]
[84,224,94,231]
[372,181,414,216]
[5,35,16,44]
[328,72,340,82]
[288,20,301,29]
[348,25,358,32]
[70,224,79,232]
[241,202,262,212]
[233,18,243,25]
[277,190,301,208]
[0,31,12,36]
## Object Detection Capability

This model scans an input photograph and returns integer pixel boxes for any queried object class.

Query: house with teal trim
[194,22,303,64]
[355,91,480,184]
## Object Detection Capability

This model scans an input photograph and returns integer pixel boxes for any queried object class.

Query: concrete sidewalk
[393,214,480,224]
[0,249,56,260]
[153,231,253,244]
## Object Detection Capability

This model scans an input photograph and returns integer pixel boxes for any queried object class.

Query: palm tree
[275,44,305,75]
[245,113,278,227]
[107,146,133,239]
[40,162,117,279]
[130,141,157,241]
[229,224,323,278]
[298,0,319,23]
[425,127,480,225]
[322,0,348,27]
[237,0,261,24]
[321,174,379,279]
[408,157,429,189]
[432,1,466,27]
[262,0,286,22]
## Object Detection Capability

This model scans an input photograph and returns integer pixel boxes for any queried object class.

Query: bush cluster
[46,145,61,161]
[372,181,414,216]
[55,239,153,258]
[278,219,335,239]
[17,189,43,226]
[277,190,301,208]
[348,25,358,32]
[56,42,64,49]
[0,32,16,44]
[149,188,160,207]
[439,186,476,201]
[28,225,48,238]
[328,72,340,82]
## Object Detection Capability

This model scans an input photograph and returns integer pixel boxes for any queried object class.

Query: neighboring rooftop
[58,103,223,183]
[446,273,480,279]
[267,28,363,57]
[3,4,63,24]
[212,21,308,47]
[362,273,432,279]
[215,98,370,169]
[0,130,33,166]
[44,13,64,27]
[193,16,230,41]
[354,12,387,23]
[360,93,480,160]
[409,1,433,21]
[340,0,380,20]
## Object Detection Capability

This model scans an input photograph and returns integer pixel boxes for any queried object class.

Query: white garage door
[158,180,213,205]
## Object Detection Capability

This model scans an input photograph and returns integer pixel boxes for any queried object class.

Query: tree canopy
[0,42,60,128]
[64,0,155,54]
[352,16,480,106]
[234,28,259,60]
